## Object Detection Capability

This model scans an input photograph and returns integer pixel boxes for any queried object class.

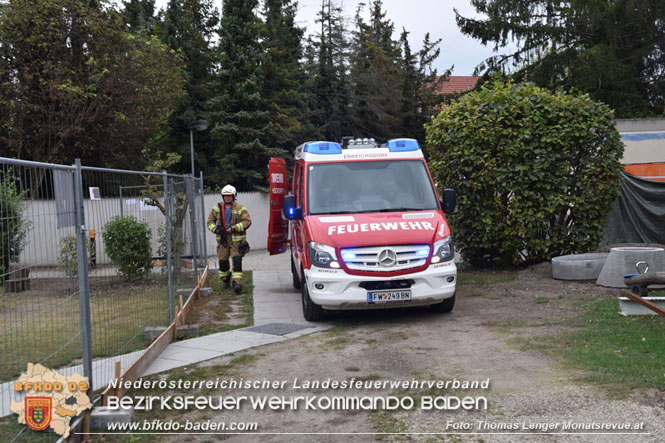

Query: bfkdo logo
[10,363,93,438]
[25,397,52,431]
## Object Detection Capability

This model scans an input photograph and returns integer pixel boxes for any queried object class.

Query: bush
[425,79,624,267]
[59,236,78,276]
[59,234,95,275]
[0,169,31,277]
[102,216,153,279]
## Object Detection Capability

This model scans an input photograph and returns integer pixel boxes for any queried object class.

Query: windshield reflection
[307,160,439,215]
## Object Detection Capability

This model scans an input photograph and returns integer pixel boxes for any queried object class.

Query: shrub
[59,234,95,275]
[59,236,78,276]
[0,169,31,277]
[425,79,624,267]
[102,216,153,279]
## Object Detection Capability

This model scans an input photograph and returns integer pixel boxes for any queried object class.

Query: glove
[239,240,250,255]
[214,226,222,235]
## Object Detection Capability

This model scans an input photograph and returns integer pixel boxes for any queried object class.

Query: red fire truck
[268,138,457,321]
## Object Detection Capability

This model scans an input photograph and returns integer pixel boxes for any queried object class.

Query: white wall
[201,192,270,259]
[19,192,270,267]
[616,118,665,164]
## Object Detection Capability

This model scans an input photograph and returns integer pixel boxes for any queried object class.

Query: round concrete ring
[552,253,609,280]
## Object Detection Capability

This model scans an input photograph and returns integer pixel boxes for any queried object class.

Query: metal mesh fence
[0,158,206,441]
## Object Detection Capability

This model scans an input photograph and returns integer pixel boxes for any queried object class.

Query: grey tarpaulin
[602,171,665,245]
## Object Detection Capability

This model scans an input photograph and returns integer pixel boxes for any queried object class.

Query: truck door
[292,162,305,267]
[268,157,288,255]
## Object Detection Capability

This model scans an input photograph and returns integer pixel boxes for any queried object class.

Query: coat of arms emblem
[25,397,52,431]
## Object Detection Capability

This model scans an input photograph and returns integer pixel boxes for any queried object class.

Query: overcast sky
[295,0,498,76]
[153,0,501,76]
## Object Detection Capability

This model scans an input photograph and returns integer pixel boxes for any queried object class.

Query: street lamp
[187,120,208,177]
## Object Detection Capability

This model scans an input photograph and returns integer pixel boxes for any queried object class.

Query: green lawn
[0,273,196,382]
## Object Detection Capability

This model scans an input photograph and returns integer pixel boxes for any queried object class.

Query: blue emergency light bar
[387,138,420,152]
[303,141,342,154]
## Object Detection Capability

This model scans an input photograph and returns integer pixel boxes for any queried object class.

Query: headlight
[308,242,340,268]
[431,236,454,263]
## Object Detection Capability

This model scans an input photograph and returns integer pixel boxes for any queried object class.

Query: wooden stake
[173,306,179,340]
[83,409,91,442]
[179,294,185,324]
[114,361,121,397]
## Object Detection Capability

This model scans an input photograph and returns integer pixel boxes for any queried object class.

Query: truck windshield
[307,160,439,215]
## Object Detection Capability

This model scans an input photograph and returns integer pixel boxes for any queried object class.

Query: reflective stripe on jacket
[207,201,252,242]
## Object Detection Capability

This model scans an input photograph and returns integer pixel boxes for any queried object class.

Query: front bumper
[304,261,456,310]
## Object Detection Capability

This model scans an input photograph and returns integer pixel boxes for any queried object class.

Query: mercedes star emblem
[377,248,397,267]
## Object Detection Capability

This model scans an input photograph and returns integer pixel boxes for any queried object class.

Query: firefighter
[207,185,251,294]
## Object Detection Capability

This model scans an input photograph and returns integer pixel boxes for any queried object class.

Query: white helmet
[221,184,236,199]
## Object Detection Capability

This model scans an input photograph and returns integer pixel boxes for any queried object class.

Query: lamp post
[187,120,208,177]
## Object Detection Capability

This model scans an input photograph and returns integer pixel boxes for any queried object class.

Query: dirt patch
[151,264,665,442]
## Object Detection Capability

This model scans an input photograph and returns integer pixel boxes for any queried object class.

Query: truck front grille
[340,245,430,272]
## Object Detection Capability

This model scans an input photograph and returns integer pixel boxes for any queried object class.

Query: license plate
[368,289,412,303]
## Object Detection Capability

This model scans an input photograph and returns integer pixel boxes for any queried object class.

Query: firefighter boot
[219,260,231,289]
[232,279,242,294]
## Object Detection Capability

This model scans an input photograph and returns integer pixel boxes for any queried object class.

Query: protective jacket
[207,201,252,249]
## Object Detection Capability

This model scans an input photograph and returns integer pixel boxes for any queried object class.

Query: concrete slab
[244,323,311,336]
[619,296,665,315]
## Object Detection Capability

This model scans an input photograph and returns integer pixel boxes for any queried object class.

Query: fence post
[119,185,123,217]
[164,172,174,323]
[74,159,93,387]
[199,172,208,267]
[186,176,199,281]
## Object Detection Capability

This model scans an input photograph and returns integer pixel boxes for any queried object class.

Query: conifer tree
[122,0,157,34]
[456,0,665,116]
[304,0,352,142]
[154,0,219,180]
[399,30,447,143]
[349,0,402,140]
[260,0,311,155]
[208,0,280,191]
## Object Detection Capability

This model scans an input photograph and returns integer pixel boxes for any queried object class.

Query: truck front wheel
[431,293,455,313]
[301,275,325,321]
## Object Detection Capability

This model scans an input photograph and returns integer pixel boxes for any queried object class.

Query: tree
[207,0,281,191]
[155,0,219,181]
[122,0,157,34]
[348,0,402,140]
[303,0,352,142]
[426,79,624,266]
[398,30,447,143]
[0,168,31,279]
[0,0,184,174]
[455,0,665,117]
[260,0,310,156]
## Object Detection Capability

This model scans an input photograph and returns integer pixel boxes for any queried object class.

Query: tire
[431,292,455,313]
[291,254,301,290]
[301,274,325,321]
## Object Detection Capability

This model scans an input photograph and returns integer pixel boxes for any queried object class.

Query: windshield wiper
[314,210,356,215]
[375,207,425,212]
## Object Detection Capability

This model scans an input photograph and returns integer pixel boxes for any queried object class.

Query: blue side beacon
[387,138,420,152]
[303,141,342,154]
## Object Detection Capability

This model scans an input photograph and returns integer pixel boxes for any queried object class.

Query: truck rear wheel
[291,255,301,289]
[301,275,325,321]
[431,293,455,313]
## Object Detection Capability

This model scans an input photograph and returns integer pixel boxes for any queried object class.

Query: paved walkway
[144,257,332,375]
[0,250,330,418]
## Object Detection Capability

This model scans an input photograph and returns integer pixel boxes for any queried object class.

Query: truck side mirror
[442,189,456,214]
[283,195,303,220]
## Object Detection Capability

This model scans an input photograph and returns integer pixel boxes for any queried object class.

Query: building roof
[431,75,480,95]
